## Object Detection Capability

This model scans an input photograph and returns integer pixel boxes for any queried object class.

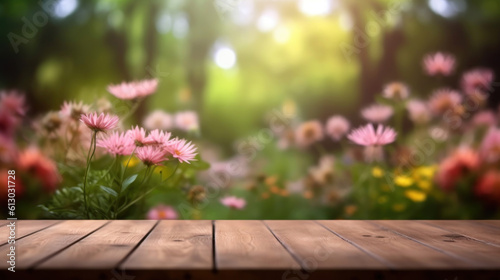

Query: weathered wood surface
[1,220,499,280]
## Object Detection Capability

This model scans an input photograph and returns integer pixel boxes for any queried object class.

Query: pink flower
[0,90,27,117]
[0,109,18,136]
[220,196,246,210]
[295,120,324,147]
[479,128,500,164]
[97,131,135,156]
[428,89,462,116]
[126,126,148,147]
[347,124,397,146]
[167,138,197,163]
[361,104,394,123]
[461,68,494,95]
[436,148,479,191]
[60,101,90,120]
[0,135,16,163]
[136,146,167,166]
[143,110,173,130]
[326,116,350,141]
[145,129,172,147]
[406,99,431,124]
[423,52,455,76]
[147,204,178,220]
[383,82,410,100]
[17,147,61,192]
[175,111,199,131]
[80,112,119,132]
[472,111,497,128]
[107,79,158,100]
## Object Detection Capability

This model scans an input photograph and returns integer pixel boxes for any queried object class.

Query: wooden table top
[1,220,500,280]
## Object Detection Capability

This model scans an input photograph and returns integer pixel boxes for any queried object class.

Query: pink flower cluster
[88,116,198,165]
[107,79,159,100]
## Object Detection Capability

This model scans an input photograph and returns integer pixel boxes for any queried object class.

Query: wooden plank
[473,220,500,229]
[375,220,500,268]
[215,220,300,269]
[121,220,212,270]
[0,220,60,245]
[319,220,473,269]
[0,220,107,269]
[37,220,156,269]
[264,220,386,270]
[421,220,500,247]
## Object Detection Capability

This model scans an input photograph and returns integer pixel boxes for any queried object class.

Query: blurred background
[2,0,499,146]
[1,0,500,219]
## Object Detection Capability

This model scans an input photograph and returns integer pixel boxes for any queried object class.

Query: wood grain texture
[421,220,500,247]
[121,220,212,270]
[473,220,500,229]
[215,220,300,269]
[375,220,500,268]
[264,220,386,269]
[320,220,472,269]
[0,220,107,269]
[0,220,60,245]
[37,220,156,269]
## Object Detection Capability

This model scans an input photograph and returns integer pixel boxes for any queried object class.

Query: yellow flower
[344,205,357,216]
[372,167,384,178]
[405,190,427,202]
[123,156,140,168]
[394,175,414,187]
[393,203,406,212]
[378,196,388,204]
[417,180,432,191]
[413,165,437,181]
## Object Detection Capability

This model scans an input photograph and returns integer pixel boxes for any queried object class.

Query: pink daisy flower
[361,104,394,123]
[347,124,397,146]
[406,99,431,124]
[423,52,455,76]
[143,110,173,130]
[326,115,350,141]
[428,89,462,116]
[126,126,148,147]
[461,68,494,95]
[295,120,324,147]
[175,111,199,131]
[220,196,246,210]
[147,204,178,220]
[0,90,27,117]
[107,78,158,100]
[136,146,167,166]
[97,131,135,156]
[145,129,172,147]
[383,82,410,100]
[167,138,197,163]
[80,112,119,132]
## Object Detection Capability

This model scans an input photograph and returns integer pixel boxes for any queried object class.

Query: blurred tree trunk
[185,0,219,114]
[137,1,160,121]
[347,1,404,108]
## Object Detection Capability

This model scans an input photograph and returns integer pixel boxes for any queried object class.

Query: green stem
[122,147,137,180]
[82,131,97,219]
[120,99,143,125]
[117,163,179,215]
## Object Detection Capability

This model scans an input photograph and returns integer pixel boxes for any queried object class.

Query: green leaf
[100,185,118,197]
[122,174,138,191]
